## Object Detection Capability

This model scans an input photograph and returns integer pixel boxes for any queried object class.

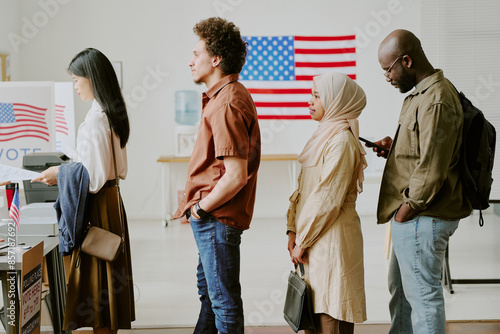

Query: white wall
[7,0,421,219]
[0,0,20,79]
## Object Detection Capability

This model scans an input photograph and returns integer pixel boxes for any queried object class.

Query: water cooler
[174,90,200,156]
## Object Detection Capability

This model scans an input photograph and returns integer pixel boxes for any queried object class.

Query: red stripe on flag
[247,88,311,94]
[16,118,47,125]
[258,115,311,120]
[10,209,19,219]
[15,114,45,121]
[1,129,50,137]
[55,104,65,108]
[296,74,357,81]
[295,35,356,41]
[295,48,356,55]
[9,207,19,228]
[255,102,309,108]
[295,61,356,68]
[14,108,45,116]
[0,135,49,142]
[13,103,47,111]
[1,124,48,131]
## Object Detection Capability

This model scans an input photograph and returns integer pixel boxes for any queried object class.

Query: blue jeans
[389,215,459,334]
[190,215,244,334]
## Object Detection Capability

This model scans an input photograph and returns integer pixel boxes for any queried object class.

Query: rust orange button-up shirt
[173,74,261,230]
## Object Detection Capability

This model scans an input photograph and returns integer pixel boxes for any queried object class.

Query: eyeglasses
[383,55,406,77]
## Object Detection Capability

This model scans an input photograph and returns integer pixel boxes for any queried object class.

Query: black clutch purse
[283,263,315,333]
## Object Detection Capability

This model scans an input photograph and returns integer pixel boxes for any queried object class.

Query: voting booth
[0,82,74,333]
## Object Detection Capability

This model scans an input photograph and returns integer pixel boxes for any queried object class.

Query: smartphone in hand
[359,137,389,158]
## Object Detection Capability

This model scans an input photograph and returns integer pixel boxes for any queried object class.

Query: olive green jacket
[377,70,472,224]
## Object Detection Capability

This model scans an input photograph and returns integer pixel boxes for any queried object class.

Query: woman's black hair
[68,48,129,148]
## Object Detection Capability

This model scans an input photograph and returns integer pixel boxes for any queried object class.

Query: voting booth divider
[0,81,75,169]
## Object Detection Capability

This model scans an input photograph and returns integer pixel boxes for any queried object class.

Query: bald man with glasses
[370,30,472,334]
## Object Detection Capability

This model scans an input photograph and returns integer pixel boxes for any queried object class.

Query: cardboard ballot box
[22,152,70,204]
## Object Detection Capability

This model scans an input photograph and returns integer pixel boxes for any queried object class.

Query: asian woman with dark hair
[68,48,129,148]
[33,48,134,334]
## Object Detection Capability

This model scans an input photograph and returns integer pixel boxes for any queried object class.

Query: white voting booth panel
[0,82,73,236]
[0,81,76,169]
[0,82,55,169]
[54,82,76,157]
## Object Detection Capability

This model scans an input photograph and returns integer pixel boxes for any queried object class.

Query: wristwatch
[194,202,208,219]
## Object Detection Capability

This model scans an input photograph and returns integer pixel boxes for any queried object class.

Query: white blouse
[74,100,128,193]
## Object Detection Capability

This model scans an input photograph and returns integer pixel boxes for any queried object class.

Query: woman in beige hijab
[287,72,367,334]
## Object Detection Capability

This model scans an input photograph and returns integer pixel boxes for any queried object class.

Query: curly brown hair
[193,17,248,75]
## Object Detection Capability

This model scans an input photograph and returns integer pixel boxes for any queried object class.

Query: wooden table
[157,154,299,226]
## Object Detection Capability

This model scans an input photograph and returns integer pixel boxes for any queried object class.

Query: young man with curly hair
[173,17,261,334]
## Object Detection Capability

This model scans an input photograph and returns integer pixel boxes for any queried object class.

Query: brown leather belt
[105,179,118,187]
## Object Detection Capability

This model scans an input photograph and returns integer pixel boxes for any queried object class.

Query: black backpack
[456,89,496,226]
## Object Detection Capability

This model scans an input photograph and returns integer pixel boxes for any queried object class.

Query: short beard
[397,70,416,93]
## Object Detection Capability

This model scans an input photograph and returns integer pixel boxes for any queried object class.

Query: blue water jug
[175,90,200,125]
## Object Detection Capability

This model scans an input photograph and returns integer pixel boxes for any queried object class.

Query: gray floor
[128,210,500,329]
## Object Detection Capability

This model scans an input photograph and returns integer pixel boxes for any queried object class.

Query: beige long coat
[287,130,367,323]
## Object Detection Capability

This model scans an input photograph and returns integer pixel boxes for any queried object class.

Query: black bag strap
[294,263,305,277]
[110,128,126,252]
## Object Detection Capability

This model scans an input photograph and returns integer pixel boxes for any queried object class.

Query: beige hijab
[298,72,367,192]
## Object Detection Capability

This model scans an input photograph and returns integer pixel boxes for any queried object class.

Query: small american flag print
[0,102,49,142]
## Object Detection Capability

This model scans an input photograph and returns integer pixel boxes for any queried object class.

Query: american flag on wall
[240,35,357,119]
[0,102,50,142]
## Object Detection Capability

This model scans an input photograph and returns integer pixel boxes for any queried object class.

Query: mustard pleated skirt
[63,183,135,330]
